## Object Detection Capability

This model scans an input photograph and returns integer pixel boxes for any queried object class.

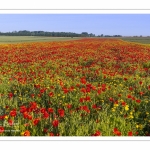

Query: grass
[0,36,81,44]
[1,36,150,45]
[120,37,150,45]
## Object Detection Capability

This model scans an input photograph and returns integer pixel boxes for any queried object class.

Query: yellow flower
[125,105,129,111]
[21,132,25,136]
[128,115,134,119]
[114,103,119,107]
[139,124,143,130]
[136,125,139,128]
[146,112,149,115]
[111,108,115,112]
[101,100,104,103]
[4,115,8,120]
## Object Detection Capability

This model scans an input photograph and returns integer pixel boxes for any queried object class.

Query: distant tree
[81,32,89,37]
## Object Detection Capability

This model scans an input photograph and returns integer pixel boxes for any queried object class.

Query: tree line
[0,30,122,37]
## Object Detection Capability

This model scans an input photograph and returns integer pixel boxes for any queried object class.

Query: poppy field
[1,38,150,136]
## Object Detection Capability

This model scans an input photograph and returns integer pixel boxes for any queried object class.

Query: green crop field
[0,36,81,44]
[120,37,150,45]
[1,36,150,45]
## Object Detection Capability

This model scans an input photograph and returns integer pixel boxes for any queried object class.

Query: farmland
[121,37,150,45]
[0,38,150,136]
[0,36,81,44]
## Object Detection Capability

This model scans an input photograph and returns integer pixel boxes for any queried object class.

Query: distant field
[0,36,81,43]
[1,36,150,45]
[120,37,150,45]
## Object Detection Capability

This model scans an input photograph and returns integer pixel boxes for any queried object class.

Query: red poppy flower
[58,109,65,117]
[33,118,40,126]
[0,126,4,134]
[30,94,35,98]
[128,131,133,136]
[124,78,127,81]
[109,97,114,102]
[8,92,13,99]
[85,96,91,102]
[121,102,126,106]
[8,119,14,126]
[40,108,46,113]
[63,88,69,94]
[94,130,101,136]
[48,108,54,113]
[24,130,30,136]
[43,128,48,133]
[48,92,54,97]
[80,88,86,93]
[92,104,97,109]
[136,99,141,103]
[127,94,132,99]
[27,114,32,120]
[49,132,54,136]
[129,87,133,91]
[80,77,86,84]
[10,109,17,117]
[113,128,121,136]
[52,120,59,127]
[43,111,49,119]
[66,104,72,109]
[20,105,27,113]
[30,102,37,109]
[139,92,144,96]
[23,112,28,119]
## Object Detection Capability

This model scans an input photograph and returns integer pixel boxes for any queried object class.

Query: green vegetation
[0,36,81,44]
[121,37,150,45]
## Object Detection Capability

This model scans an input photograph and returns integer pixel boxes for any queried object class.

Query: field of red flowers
[0,38,150,136]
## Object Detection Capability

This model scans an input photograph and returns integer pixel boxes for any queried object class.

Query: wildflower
[113,128,121,136]
[49,132,54,136]
[128,131,133,136]
[10,109,17,117]
[0,126,4,134]
[8,119,14,126]
[125,105,129,111]
[43,111,49,119]
[139,92,144,96]
[112,108,116,112]
[43,128,48,133]
[58,109,65,117]
[23,130,30,136]
[92,130,101,136]
[33,118,40,126]
[80,77,86,84]
[121,102,126,106]
[52,120,59,127]
[8,92,13,99]
[48,108,54,113]
[48,92,54,97]
[136,99,141,103]
[127,94,132,99]
[66,104,72,109]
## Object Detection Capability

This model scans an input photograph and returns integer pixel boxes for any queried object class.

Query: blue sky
[0,14,149,36]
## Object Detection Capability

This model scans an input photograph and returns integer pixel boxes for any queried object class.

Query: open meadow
[0,36,80,44]
[120,37,150,45]
[1,37,150,136]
